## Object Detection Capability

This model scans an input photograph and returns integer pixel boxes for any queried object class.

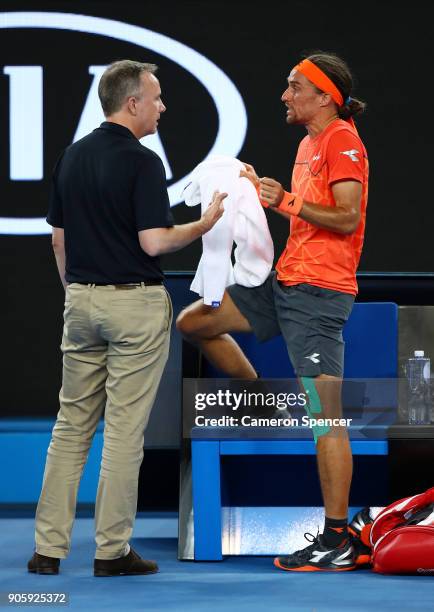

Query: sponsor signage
[0,12,247,234]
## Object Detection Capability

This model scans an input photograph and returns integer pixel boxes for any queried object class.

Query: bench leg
[191,441,223,560]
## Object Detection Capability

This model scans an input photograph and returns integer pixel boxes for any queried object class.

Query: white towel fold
[183,156,274,306]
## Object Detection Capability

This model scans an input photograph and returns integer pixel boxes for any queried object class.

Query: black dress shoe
[28,552,60,575]
[94,547,159,577]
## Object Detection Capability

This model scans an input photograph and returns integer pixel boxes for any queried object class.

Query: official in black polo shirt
[28,60,226,577]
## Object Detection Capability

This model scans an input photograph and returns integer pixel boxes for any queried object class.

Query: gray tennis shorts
[227,272,354,377]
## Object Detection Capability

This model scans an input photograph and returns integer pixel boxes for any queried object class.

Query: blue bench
[190,302,398,560]
[191,438,388,560]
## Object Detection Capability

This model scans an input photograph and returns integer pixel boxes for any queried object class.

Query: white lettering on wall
[4,66,43,181]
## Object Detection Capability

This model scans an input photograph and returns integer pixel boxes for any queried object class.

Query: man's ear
[126,96,137,116]
[320,92,333,108]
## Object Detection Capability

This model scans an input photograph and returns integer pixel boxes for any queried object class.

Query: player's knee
[175,309,191,336]
[176,308,201,339]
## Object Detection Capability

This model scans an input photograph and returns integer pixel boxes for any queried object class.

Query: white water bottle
[405,350,431,425]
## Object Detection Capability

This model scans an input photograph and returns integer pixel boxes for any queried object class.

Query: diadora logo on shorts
[0,12,248,235]
[305,353,320,364]
[340,149,360,162]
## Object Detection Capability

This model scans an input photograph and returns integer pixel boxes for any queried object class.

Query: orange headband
[294,59,344,107]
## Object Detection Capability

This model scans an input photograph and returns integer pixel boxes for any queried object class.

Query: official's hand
[259,177,285,207]
[200,190,227,232]
[239,162,260,188]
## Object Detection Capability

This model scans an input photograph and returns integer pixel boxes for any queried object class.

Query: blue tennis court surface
[0,515,430,611]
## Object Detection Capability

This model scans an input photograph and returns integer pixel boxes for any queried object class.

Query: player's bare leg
[176,291,257,379]
[306,374,353,519]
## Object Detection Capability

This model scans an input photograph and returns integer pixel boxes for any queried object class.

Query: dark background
[1,1,431,422]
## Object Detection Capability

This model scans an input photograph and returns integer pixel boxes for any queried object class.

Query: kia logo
[0,12,248,234]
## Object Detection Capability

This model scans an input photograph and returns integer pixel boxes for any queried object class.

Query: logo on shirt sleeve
[340,149,360,162]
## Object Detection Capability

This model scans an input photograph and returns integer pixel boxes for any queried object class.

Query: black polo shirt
[47,121,174,284]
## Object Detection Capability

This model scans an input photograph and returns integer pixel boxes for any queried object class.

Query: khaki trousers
[35,283,172,560]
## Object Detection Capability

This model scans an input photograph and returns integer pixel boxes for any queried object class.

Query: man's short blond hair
[98,60,158,116]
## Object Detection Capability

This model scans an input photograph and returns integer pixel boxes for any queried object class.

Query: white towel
[183,156,274,306]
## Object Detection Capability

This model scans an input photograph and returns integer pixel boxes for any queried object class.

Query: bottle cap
[414,350,425,357]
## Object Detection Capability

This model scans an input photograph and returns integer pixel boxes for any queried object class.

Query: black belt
[75,280,163,287]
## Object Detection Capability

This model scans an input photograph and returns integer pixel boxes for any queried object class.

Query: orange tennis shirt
[276,119,368,295]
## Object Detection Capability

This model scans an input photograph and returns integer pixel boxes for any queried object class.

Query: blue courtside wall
[0,423,103,503]
[343,302,398,378]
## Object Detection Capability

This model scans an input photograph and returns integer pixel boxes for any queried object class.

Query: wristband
[277,191,303,216]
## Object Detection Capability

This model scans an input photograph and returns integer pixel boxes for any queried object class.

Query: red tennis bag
[369,487,434,574]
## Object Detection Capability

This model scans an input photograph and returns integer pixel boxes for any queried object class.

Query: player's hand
[239,162,260,188]
[200,190,227,232]
[259,177,285,207]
